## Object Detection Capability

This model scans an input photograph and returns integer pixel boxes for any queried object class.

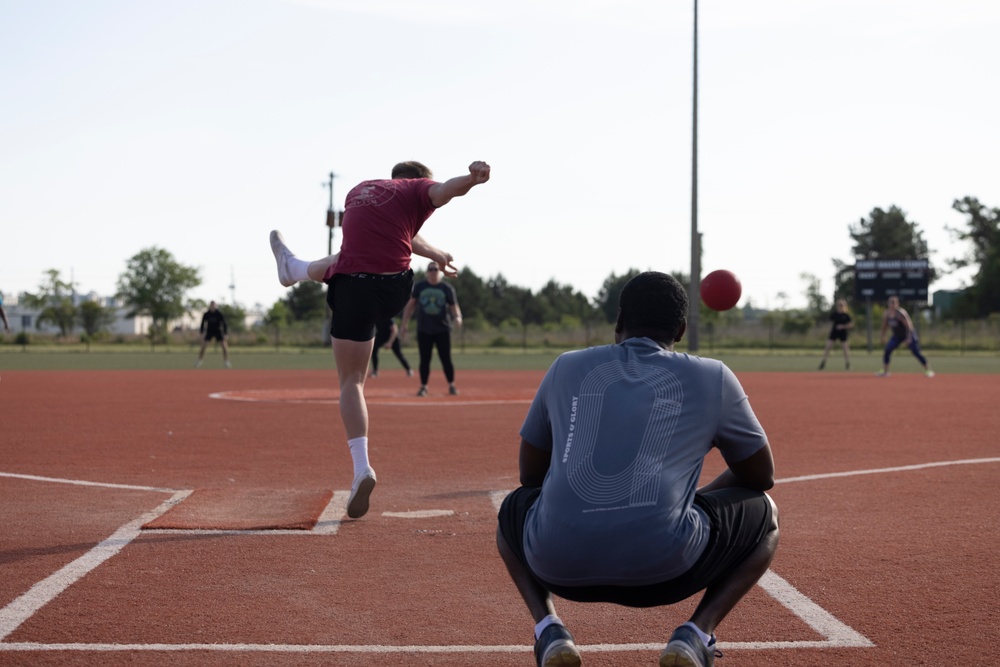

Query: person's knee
[765,492,779,531]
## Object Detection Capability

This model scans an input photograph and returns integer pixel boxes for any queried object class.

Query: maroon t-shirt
[327,178,436,278]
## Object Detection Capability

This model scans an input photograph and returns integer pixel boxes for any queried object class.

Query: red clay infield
[1,368,998,666]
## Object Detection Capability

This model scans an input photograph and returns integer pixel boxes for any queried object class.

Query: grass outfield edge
[1,346,998,373]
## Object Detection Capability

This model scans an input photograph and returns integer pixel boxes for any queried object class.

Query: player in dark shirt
[401,261,463,397]
[818,298,854,370]
[196,301,231,368]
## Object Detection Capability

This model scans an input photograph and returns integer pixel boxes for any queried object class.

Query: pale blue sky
[2,0,998,311]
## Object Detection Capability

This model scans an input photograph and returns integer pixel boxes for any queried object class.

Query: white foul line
[774,457,1000,485]
[6,457,997,654]
[0,491,189,642]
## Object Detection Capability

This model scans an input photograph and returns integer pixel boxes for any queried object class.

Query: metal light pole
[688,0,701,352]
[323,171,337,255]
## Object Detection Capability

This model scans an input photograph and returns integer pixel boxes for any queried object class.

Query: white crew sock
[681,621,713,647]
[347,437,371,479]
[534,615,563,640]
[286,255,312,283]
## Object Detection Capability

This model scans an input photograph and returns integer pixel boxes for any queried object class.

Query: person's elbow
[728,446,775,491]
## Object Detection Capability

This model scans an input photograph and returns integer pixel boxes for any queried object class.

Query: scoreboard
[854,259,930,301]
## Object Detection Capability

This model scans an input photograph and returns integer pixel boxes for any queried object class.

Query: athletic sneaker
[448,385,459,396]
[875,369,890,377]
[925,369,936,378]
[194,359,203,368]
[406,369,414,377]
[417,386,428,397]
[346,468,377,519]
[533,624,581,667]
[224,360,232,369]
[660,625,721,667]
[269,230,296,287]
[818,360,825,370]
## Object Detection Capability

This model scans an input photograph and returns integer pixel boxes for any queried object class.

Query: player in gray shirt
[497,271,779,667]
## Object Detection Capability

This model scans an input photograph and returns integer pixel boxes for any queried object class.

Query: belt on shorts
[348,270,410,280]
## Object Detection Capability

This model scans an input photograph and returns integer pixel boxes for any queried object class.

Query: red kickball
[700,270,742,311]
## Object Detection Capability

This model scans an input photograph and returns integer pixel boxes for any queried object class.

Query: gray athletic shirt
[520,337,768,586]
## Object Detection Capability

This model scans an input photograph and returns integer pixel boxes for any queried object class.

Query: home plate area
[141,488,334,531]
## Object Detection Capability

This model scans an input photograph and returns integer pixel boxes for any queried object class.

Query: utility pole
[323,171,338,255]
[688,0,701,352]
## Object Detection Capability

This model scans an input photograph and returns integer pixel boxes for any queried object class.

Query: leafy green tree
[447,267,489,325]
[482,273,520,326]
[284,281,327,321]
[947,196,1000,317]
[218,303,247,333]
[265,300,291,326]
[595,269,642,323]
[800,272,831,322]
[116,247,201,336]
[77,299,116,338]
[22,269,78,335]
[833,205,935,303]
[537,280,596,324]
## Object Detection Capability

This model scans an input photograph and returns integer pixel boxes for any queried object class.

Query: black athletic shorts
[828,329,848,342]
[326,270,413,342]
[203,330,225,342]
[497,485,774,608]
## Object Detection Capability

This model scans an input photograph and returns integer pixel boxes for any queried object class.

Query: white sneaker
[224,360,232,368]
[195,359,202,368]
[269,230,296,287]
[347,468,377,519]
[925,369,935,378]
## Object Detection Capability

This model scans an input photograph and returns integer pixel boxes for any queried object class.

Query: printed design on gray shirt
[418,287,449,316]
[565,359,683,509]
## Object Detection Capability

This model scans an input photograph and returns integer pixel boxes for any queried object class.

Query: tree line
[10,195,999,341]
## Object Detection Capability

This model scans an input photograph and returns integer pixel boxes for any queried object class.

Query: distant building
[2,291,199,336]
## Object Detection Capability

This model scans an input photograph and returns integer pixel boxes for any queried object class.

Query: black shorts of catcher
[326,270,413,342]
[497,485,774,608]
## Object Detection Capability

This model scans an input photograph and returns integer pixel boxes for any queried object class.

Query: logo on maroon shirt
[347,180,399,208]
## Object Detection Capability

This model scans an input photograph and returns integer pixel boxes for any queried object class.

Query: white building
[1,291,199,336]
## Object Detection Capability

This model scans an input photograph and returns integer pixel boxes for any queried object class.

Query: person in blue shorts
[877,295,934,377]
[496,271,779,667]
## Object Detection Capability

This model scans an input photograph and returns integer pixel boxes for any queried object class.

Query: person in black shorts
[496,272,778,667]
[818,298,853,370]
[370,317,412,378]
[401,261,463,396]
[195,301,230,368]
[269,160,490,518]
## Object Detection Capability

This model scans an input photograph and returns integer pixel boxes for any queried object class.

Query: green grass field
[2,344,998,373]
